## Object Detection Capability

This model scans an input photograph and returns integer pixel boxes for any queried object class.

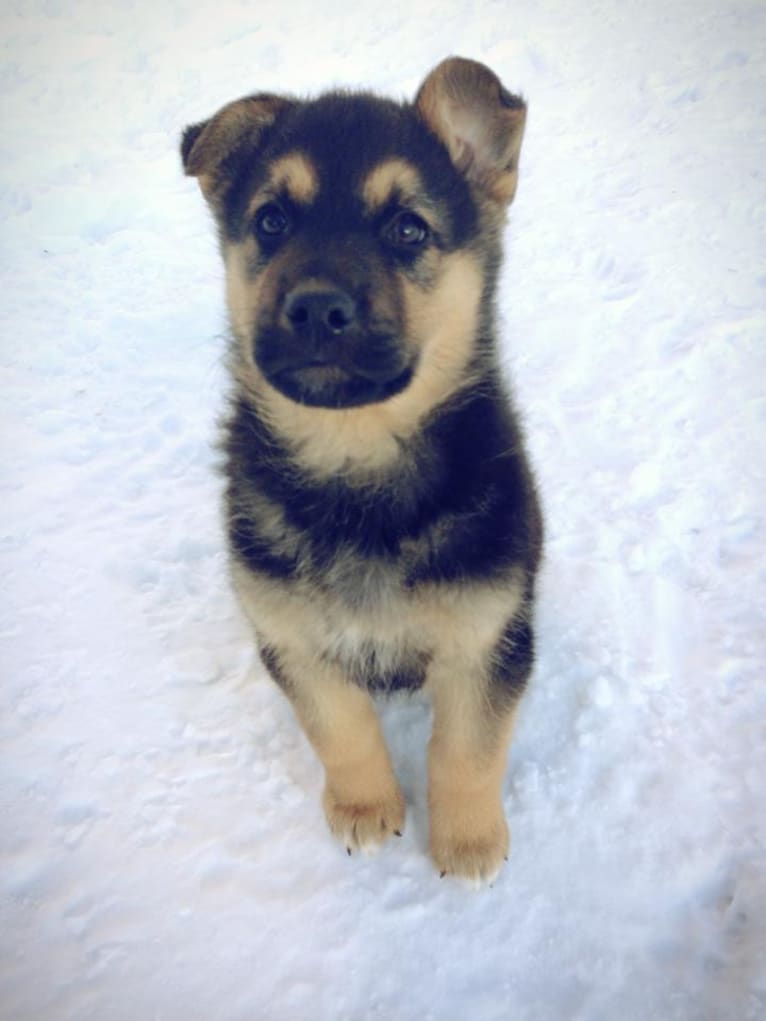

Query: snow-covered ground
[2,1,765,1018]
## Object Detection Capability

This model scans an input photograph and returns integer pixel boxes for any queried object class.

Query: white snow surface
[2,1,765,1018]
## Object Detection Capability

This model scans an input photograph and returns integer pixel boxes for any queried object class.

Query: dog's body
[182,57,542,884]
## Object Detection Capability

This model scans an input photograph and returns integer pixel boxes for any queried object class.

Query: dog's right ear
[180,94,292,203]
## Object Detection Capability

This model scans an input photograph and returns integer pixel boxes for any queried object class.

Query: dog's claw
[394,830,402,838]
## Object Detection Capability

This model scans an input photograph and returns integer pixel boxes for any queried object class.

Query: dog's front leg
[260,644,405,854]
[427,610,533,885]
[428,693,515,886]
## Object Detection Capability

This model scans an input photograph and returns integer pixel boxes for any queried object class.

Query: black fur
[489,613,536,711]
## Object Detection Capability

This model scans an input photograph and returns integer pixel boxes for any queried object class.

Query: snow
[1,1,765,1018]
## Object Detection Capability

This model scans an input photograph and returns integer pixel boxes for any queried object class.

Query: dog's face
[182,58,526,413]
[217,100,479,411]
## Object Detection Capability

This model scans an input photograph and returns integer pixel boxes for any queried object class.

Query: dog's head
[182,58,525,419]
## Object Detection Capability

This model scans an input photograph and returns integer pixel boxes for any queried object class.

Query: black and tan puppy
[181,57,542,884]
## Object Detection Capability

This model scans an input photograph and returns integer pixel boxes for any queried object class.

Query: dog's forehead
[228,92,480,247]
[258,150,427,216]
[265,94,447,209]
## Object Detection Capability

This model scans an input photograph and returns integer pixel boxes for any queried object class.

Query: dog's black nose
[284,288,357,336]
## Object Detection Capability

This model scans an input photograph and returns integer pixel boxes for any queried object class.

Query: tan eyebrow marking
[247,152,319,216]
[361,158,424,211]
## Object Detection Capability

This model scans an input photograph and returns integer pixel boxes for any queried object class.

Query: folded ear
[415,57,527,205]
[180,94,292,202]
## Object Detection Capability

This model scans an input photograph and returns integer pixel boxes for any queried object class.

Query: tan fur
[225,241,262,359]
[423,577,522,885]
[224,250,484,478]
[233,559,523,667]
[361,158,423,210]
[428,708,516,884]
[247,152,319,209]
[233,557,523,871]
[270,644,405,851]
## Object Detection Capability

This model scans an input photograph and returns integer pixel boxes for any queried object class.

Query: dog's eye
[254,203,291,241]
[386,211,430,248]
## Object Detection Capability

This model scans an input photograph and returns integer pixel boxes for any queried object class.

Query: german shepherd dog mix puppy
[181,57,542,884]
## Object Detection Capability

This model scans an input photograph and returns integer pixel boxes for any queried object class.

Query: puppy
[181,57,542,884]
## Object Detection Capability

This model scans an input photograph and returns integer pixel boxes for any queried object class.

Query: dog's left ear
[181,94,292,204]
[416,57,526,205]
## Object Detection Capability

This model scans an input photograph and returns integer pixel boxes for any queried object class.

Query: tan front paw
[323,784,406,854]
[430,809,509,886]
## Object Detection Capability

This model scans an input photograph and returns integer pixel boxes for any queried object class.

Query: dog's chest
[268,528,434,691]
[314,563,430,692]
[234,462,461,690]
[321,543,403,609]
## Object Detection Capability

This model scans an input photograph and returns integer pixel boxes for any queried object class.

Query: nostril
[285,298,310,324]
[287,302,309,326]
[327,306,350,332]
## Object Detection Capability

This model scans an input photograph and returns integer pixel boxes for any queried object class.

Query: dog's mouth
[290,363,353,388]
[254,326,417,409]
[270,361,415,409]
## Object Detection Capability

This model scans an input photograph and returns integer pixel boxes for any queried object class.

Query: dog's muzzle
[254,285,416,408]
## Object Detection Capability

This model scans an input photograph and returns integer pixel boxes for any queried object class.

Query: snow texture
[2,1,765,1019]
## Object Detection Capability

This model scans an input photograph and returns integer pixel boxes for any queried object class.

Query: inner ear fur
[416,57,527,205]
[180,94,292,202]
